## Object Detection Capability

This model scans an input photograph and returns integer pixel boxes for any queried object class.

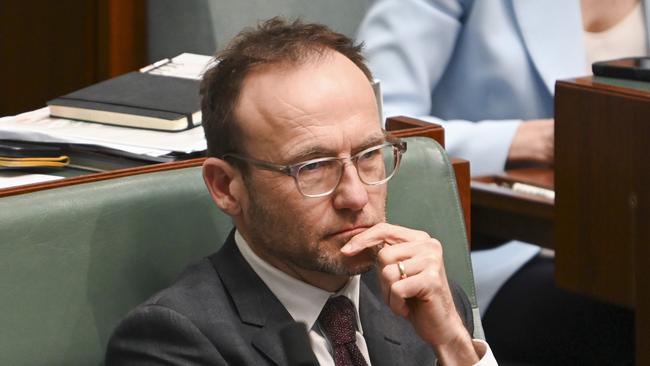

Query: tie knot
[318,296,358,346]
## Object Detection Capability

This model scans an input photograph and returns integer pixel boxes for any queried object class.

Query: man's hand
[341,223,480,365]
[507,118,554,165]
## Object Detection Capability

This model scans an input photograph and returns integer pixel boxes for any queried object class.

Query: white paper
[0,171,64,189]
[0,108,207,156]
[144,53,215,80]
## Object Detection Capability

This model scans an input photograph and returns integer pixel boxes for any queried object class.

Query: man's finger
[340,223,429,255]
[377,240,442,268]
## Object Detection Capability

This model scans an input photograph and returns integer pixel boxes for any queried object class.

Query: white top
[234,230,497,365]
[585,2,648,71]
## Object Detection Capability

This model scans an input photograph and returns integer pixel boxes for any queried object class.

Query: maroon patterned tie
[318,296,369,366]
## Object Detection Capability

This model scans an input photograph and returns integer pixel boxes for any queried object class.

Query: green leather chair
[0,136,480,365]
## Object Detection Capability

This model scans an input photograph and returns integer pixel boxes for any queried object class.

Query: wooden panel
[637,179,650,365]
[0,1,97,115]
[555,78,650,365]
[451,158,471,242]
[471,179,554,248]
[555,80,648,307]
[97,0,147,78]
[471,170,554,248]
[386,116,445,147]
[0,0,146,116]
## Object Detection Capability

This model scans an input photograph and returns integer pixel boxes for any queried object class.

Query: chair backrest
[147,0,370,62]
[0,137,480,365]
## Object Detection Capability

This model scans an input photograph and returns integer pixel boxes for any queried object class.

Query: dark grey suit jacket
[106,232,474,365]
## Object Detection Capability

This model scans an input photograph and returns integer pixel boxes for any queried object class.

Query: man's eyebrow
[286,146,337,164]
[286,132,387,164]
[352,133,388,154]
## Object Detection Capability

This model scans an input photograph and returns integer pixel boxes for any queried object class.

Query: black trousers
[482,255,634,365]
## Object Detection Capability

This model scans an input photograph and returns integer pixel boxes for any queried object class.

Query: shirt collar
[234,230,363,333]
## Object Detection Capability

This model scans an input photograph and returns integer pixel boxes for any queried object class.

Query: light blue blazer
[358,0,650,314]
[358,0,650,175]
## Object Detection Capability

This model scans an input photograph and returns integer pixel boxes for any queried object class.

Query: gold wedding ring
[397,261,407,279]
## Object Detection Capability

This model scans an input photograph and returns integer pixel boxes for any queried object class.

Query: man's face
[233,51,386,279]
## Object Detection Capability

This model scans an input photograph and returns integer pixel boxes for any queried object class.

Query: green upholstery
[0,136,480,365]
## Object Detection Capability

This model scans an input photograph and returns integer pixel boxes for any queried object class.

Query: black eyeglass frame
[222,139,407,198]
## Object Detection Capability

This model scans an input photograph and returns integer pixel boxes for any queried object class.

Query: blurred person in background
[358,0,643,364]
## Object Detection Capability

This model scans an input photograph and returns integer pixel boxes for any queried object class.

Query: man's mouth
[328,225,372,241]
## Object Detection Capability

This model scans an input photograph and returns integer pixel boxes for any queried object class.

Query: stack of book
[0,53,213,173]
[48,53,212,132]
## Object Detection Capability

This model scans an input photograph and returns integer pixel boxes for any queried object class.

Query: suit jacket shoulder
[106,233,295,365]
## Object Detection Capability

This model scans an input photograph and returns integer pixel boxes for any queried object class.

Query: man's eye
[358,149,380,161]
[301,161,326,172]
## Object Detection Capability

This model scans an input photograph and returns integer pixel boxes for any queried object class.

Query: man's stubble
[241,176,386,277]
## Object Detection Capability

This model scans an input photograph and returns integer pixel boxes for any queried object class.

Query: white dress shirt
[234,230,497,365]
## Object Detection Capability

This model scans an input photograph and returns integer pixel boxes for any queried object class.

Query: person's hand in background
[507,118,554,166]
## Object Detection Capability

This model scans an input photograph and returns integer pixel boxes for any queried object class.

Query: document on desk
[144,53,215,80]
[0,108,207,157]
[0,171,63,189]
[0,53,212,161]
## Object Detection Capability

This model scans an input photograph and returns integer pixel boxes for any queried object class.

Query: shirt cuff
[472,339,497,366]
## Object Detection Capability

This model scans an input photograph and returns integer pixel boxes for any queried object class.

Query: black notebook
[47,71,201,132]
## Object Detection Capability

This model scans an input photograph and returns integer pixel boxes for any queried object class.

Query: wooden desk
[471,169,554,248]
[555,76,650,364]
[1,1,145,116]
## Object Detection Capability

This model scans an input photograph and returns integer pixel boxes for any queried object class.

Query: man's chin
[338,247,378,275]
[320,261,374,277]
[344,262,376,276]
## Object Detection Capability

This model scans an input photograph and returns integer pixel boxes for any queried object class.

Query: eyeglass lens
[296,144,399,196]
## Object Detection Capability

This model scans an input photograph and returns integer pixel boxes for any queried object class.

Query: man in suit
[106,18,495,365]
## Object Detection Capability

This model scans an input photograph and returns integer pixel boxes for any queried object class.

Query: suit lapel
[210,232,294,365]
[512,0,586,93]
[249,306,297,365]
[359,273,405,366]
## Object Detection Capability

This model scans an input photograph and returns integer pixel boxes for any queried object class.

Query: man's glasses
[223,140,407,198]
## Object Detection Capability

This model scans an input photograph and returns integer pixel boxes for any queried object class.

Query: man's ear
[202,157,244,216]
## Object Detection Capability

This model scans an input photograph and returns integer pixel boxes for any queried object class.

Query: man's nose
[332,162,369,211]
